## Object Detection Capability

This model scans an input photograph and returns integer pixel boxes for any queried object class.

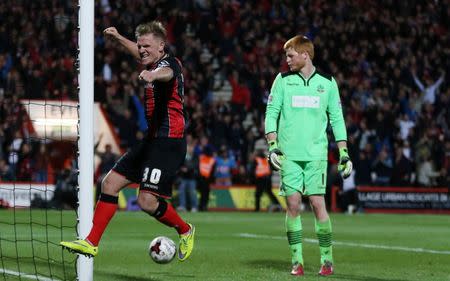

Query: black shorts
[112,137,186,199]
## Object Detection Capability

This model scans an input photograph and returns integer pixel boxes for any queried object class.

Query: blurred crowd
[0,0,449,190]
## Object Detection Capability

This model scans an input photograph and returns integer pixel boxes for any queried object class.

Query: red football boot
[318,261,334,276]
[291,262,304,276]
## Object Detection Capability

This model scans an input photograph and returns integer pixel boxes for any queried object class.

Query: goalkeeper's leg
[285,192,304,275]
[310,195,334,276]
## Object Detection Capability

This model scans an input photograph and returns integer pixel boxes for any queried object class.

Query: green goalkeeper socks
[286,214,303,265]
[315,218,333,264]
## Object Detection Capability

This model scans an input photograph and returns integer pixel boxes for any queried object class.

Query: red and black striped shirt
[144,55,185,138]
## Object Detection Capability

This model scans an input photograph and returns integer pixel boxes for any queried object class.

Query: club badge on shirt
[317,85,325,93]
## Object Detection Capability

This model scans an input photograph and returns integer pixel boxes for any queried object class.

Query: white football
[148,236,176,264]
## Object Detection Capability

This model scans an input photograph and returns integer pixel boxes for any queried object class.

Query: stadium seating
[0,0,448,188]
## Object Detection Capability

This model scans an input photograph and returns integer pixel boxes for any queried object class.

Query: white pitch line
[0,268,62,281]
[237,233,450,255]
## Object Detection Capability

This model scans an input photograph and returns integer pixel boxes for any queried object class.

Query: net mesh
[0,101,78,281]
[0,0,80,278]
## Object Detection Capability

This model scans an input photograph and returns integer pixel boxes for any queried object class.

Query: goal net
[0,104,79,281]
[0,1,94,280]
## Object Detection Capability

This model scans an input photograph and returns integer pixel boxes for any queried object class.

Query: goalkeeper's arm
[265,73,284,170]
[266,132,277,146]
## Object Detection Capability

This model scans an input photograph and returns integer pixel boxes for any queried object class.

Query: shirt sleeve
[327,77,347,142]
[157,57,181,77]
[265,73,283,135]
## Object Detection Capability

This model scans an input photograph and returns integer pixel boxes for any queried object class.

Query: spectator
[17,143,33,181]
[214,145,236,187]
[355,144,374,186]
[116,109,138,149]
[51,159,78,209]
[0,158,13,181]
[0,0,447,190]
[397,114,415,141]
[7,130,23,175]
[197,146,215,212]
[250,148,280,212]
[340,171,358,214]
[33,143,50,183]
[229,70,251,115]
[177,135,199,212]
[417,156,442,187]
[412,69,445,105]
[94,136,119,200]
[95,139,119,176]
[391,143,415,186]
[442,139,450,186]
[371,147,393,186]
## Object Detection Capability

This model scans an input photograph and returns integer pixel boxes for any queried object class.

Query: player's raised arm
[103,26,140,60]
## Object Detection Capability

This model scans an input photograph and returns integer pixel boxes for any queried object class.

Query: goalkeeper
[265,35,352,276]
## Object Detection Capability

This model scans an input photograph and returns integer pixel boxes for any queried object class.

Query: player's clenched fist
[267,140,285,171]
[103,27,120,38]
[138,70,154,83]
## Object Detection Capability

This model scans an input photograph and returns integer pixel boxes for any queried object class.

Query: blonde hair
[283,35,314,60]
[135,21,167,41]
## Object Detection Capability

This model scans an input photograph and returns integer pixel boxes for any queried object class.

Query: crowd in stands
[0,0,449,192]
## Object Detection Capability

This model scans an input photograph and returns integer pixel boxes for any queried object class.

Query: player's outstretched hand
[338,147,353,179]
[103,27,120,39]
[267,141,284,171]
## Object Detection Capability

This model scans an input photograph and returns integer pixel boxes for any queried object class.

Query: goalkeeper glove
[267,140,285,171]
[338,147,353,179]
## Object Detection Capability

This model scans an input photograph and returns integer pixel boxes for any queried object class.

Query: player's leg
[285,192,304,275]
[138,191,194,262]
[137,191,190,234]
[60,171,131,256]
[139,138,195,261]
[304,160,333,275]
[61,141,144,256]
[310,195,333,275]
[88,171,131,245]
[280,159,305,275]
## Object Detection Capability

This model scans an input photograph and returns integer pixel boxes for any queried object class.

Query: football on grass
[149,236,176,264]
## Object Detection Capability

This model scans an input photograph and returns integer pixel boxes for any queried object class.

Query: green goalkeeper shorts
[279,160,327,196]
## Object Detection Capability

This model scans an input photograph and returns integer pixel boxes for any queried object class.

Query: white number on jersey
[142,167,162,184]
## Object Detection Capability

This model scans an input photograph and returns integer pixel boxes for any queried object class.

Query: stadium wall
[331,186,450,214]
[117,184,286,211]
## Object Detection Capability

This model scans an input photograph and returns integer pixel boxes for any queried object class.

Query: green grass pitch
[1,210,450,280]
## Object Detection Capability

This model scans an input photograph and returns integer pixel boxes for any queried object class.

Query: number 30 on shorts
[142,168,162,184]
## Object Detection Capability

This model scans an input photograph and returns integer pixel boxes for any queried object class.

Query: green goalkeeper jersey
[265,70,347,161]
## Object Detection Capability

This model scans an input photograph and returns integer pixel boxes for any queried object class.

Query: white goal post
[78,0,94,280]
